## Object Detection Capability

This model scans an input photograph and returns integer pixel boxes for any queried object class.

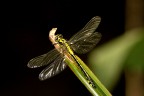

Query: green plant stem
[64,53,112,96]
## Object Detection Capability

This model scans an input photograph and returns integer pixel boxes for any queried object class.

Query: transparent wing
[39,55,67,80]
[27,49,60,68]
[69,16,101,44]
[70,32,102,54]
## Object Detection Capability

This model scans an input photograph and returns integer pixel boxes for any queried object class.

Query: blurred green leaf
[125,31,144,70]
[88,28,144,90]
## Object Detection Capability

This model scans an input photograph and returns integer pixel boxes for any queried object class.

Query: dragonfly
[27,16,102,88]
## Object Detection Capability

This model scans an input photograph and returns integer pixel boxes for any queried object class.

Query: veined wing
[69,16,101,45]
[27,49,60,68]
[70,32,102,54]
[39,55,67,80]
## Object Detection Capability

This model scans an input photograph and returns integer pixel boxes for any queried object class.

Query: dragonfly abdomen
[71,54,96,88]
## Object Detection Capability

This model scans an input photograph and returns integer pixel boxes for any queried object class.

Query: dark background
[2,0,125,96]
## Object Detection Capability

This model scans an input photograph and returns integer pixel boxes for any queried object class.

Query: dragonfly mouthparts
[52,42,58,45]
